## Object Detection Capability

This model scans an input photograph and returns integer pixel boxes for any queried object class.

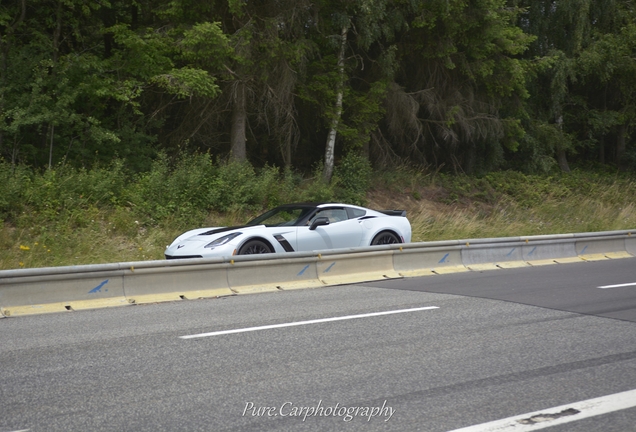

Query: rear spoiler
[379,210,406,217]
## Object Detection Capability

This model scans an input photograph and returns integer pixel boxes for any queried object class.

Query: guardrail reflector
[554,257,585,263]
[1,297,129,316]
[467,263,500,271]
[432,265,469,274]
[495,261,529,269]
[580,253,610,261]
[180,288,234,299]
[604,251,632,259]
[398,269,436,277]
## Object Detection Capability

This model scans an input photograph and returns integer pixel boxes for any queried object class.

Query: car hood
[169,225,266,247]
[185,226,246,241]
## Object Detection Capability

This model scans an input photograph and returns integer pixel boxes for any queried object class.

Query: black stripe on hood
[199,226,247,236]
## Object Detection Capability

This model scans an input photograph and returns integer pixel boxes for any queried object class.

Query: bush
[127,154,320,224]
[0,162,31,220]
[333,152,372,205]
[0,159,129,223]
[295,162,336,203]
[127,153,212,225]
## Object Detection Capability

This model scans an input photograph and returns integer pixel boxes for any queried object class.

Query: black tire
[371,231,400,246]
[238,239,273,255]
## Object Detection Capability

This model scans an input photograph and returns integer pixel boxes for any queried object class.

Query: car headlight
[204,232,242,249]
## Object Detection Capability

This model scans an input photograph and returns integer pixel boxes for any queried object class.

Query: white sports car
[165,202,411,259]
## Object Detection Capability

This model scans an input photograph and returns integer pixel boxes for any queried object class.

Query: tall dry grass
[394,172,636,242]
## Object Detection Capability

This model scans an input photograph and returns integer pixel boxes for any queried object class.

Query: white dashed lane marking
[597,282,636,289]
[180,306,439,339]
[447,388,636,432]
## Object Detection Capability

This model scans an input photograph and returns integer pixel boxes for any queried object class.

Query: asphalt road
[365,257,636,323]
[1,258,636,431]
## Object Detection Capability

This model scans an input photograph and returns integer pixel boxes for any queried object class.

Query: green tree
[299,0,403,181]
[516,0,634,172]
[378,0,533,173]
[575,11,636,169]
[0,0,223,169]
[154,0,313,167]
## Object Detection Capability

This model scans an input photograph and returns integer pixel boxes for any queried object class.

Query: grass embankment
[1,157,635,270]
[372,168,636,242]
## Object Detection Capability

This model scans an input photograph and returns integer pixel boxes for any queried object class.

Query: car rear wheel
[371,231,400,245]
[238,239,273,255]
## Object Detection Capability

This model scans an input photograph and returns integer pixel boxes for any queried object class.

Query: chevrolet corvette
[165,202,411,259]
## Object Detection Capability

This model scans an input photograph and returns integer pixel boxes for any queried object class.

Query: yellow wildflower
[19,245,30,251]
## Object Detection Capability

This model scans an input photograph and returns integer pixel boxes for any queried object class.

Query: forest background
[1,0,636,269]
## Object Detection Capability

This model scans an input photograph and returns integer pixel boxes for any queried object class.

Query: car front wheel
[371,231,401,245]
[238,239,273,255]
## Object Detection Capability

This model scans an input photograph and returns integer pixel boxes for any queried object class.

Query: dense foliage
[1,0,635,175]
[0,153,374,268]
[2,158,635,269]
[0,153,371,227]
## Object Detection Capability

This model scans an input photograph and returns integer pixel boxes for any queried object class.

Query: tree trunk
[616,123,627,171]
[53,0,61,63]
[283,137,291,169]
[49,124,55,169]
[46,0,62,169]
[556,148,570,172]
[555,114,570,172]
[323,25,348,183]
[600,86,607,165]
[230,81,247,161]
[11,136,18,166]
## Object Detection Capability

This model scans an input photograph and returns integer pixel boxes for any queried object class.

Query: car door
[296,207,364,252]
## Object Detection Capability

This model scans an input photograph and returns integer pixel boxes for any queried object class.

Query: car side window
[347,208,366,218]
[308,208,349,224]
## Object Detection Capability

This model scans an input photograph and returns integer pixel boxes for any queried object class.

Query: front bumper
[165,254,203,260]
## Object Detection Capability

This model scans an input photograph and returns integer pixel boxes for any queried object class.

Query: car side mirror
[309,217,330,231]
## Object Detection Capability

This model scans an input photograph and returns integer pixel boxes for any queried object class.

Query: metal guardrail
[1,230,635,317]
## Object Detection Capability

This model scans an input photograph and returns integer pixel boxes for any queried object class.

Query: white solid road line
[597,282,636,289]
[446,388,636,432]
[180,306,439,339]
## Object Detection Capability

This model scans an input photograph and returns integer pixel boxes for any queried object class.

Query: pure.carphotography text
[242,400,395,422]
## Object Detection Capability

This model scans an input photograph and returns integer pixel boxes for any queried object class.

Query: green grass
[2,161,635,270]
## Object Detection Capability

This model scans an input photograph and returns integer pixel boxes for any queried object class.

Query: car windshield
[246,206,315,227]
